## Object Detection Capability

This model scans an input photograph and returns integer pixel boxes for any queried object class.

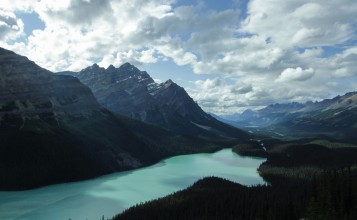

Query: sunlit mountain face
[1,0,356,115]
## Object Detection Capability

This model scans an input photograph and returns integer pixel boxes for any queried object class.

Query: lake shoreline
[0,148,264,220]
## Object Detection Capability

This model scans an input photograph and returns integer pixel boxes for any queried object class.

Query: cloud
[231,83,253,94]
[0,10,24,40]
[0,0,38,12]
[1,0,177,71]
[192,36,284,75]
[190,79,258,114]
[98,49,158,68]
[195,78,221,89]
[241,0,357,47]
[1,0,357,114]
[155,43,197,66]
[276,67,315,82]
[330,47,357,77]
[35,0,114,28]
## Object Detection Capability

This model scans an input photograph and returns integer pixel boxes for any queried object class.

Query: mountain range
[59,63,247,139]
[221,92,357,141]
[3,44,354,193]
[0,47,244,190]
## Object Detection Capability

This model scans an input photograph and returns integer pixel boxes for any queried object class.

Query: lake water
[0,149,265,220]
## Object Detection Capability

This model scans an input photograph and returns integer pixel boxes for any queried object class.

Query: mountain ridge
[59,63,248,139]
[0,47,222,190]
[220,91,357,141]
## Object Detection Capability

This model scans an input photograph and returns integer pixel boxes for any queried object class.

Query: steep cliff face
[0,48,216,190]
[63,63,248,139]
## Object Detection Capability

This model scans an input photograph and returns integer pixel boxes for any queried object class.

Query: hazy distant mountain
[276,92,357,141]
[221,92,357,141]
[221,102,306,127]
[0,48,219,190]
[60,63,248,139]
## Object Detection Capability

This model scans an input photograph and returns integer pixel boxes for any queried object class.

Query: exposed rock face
[61,63,248,139]
[0,48,216,190]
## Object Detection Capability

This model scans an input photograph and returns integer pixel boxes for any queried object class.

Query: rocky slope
[60,63,248,139]
[0,48,218,190]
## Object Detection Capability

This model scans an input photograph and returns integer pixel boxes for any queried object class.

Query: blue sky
[0,0,357,115]
[17,12,45,36]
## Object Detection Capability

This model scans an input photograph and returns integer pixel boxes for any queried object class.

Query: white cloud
[241,0,357,47]
[276,67,315,82]
[37,0,112,26]
[0,10,24,40]
[1,0,357,114]
[0,0,38,12]
[195,78,221,90]
[329,47,357,77]
[156,43,197,66]
[231,83,253,94]
[1,0,176,71]
[98,49,158,68]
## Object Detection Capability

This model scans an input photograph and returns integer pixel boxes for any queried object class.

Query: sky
[0,0,357,115]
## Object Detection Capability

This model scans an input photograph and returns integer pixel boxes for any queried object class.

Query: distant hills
[59,63,247,139]
[0,48,237,190]
[221,92,357,142]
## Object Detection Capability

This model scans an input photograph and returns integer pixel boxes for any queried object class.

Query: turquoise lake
[0,149,265,220]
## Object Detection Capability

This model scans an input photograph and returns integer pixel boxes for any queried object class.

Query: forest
[113,168,357,220]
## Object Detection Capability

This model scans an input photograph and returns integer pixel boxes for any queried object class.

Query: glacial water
[0,149,265,220]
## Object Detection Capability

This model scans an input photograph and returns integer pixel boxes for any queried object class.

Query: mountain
[59,63,248,139]
[208,112,248,129]
[222,102,306,127]
[0,48,219,190]
[276,92,357,141]
[222,92,357,141]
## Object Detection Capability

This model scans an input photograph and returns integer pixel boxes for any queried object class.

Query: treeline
[113,168,357,220]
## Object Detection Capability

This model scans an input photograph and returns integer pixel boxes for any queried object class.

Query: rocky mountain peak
[80,64,105,75]
[119,62,139,72]
[106,64,116,72]
[79,63,152,82]
[70,63,248,139]
[91,63,100,69]
[164,79,173,84]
